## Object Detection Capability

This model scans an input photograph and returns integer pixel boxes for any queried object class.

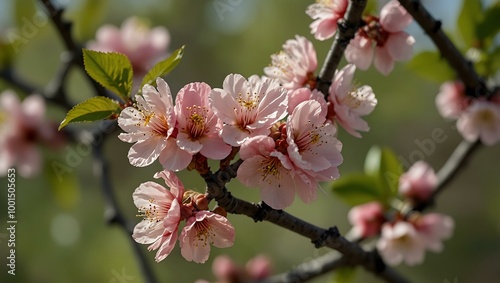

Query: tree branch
[39,0,106,97]
[202,162,410,283]
[316,0,367,96]
[92,124,158,283]
[397,0,489,97]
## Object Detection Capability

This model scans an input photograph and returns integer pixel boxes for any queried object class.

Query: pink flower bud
[348,201,385,238]
[399,161,437,203]
[435,80,469,119]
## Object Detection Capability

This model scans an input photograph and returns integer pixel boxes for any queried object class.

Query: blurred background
[0,0,499,282]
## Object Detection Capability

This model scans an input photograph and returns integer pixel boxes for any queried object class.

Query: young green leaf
[82,49,133,102]
[476,4,500,43]
[407,51,455,82]
[331,174,382,206]
[364,146,404,200]
[457,0,483,47]
[331,267,357,283]
[59,96,121,130]
[140,45,185,91]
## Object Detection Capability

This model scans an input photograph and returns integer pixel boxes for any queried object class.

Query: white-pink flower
[175,82,231,160]
[287,87,327,115]
[118,77,192,171]
[0,90,63,177]
[237,135,298,209]
[88,17,170,76]
[238,100,343,209]
[435,81,470,119]
[457,100,500,146]
[328,64,377,137]
[306,0,349,41]
[286,100,343,199]
[399,161,437,203]
[132,170,183,262]
[414,213,454,253]
[377,221,426,266]
[264,35,318,90]
[180,210,235,264]
[209,74,288,146]
[348,201,385,238]
[344,0,415,75]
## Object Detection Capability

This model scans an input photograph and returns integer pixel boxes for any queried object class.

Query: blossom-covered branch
[316,0,367,95]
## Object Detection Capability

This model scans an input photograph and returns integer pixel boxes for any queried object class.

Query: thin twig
[397,0,489,97]
[92,128,157,283]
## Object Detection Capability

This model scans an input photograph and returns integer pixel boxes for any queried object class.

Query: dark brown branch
[92,128,157,283]
[316,0,367,96]
[202,162,409,283]
[397,0,489,98]
[39,0,106,97]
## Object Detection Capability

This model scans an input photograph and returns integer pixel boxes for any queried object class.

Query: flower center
[359,16,389,47]
[341,84,368,109]
[186,105,209,139]
[137,198,165,223]
[259,157,283,183]
[477,108,495,125]
[194,219,215,247]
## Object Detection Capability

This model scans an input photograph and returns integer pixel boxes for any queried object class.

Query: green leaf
[331,267,357,283]
[83,49,133,102]
[59,96,121,130]
[332,174,382,206]
[364,146,404,201]
[457,0,483,46]
[406,51,455,82]
[71,0,109,41]
[140,45,185,91]
[476,4,500,42]
[45,159,80,209]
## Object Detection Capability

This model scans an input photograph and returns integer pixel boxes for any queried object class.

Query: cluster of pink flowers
[195,254,272,283]
[88,16,170,78]
[118,70,347,210]
[436,80,500,145]
[307,0,415,75]
[0,90,64,177]
[132,170,235,263]
[348,161,454,266]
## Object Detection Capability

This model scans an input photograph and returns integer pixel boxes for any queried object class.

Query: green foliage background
[0,0,499,282]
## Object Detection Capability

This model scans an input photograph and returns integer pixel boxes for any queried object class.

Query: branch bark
[397,0,489,98]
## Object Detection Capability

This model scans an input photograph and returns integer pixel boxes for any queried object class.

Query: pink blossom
[377,221,426,266]
[414,213,454,253]
[287,87,327,115]
[348,202,385,238]
[399,161,437,203]
[118,77,192,171]
[286,100,343,202]
[238,100,343,209]
[435,81,470,119]
[328,64,377,137]
[306,0,349,41]
[264,35,318,90]
[457,100,500,146]
[180,210,235,264]
[175,82,231,160]
[132,170,183,262]
[237,135,299,209]
[88,17,169,76]
[344,1,415,75]
[0,90,63,177]
[202,254,272,283]
[209,74,288,146]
